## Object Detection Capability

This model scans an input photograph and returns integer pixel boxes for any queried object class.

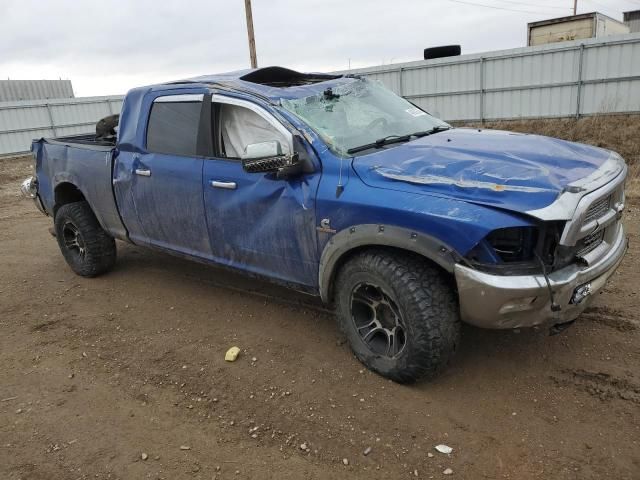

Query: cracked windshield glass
[281,78,449,156]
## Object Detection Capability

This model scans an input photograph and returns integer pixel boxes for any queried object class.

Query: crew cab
[21,67,628,382]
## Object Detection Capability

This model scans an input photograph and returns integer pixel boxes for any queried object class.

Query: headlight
[465,226,538,266]
[486,226,538,262]
[466,223,565,274]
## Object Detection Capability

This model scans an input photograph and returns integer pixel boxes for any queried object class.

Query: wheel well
[54,183,86,216]
[326,245,454,304]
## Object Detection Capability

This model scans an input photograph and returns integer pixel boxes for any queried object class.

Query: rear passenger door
[125,93,212,258]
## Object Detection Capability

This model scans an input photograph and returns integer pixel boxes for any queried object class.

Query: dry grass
[463,115,640,198]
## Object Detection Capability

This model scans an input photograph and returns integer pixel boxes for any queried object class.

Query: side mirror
[242,140,282,160]
[241,141,302,178]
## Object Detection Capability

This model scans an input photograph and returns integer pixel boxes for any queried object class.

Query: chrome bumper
[455,224,627,329]
[21,176,46,214]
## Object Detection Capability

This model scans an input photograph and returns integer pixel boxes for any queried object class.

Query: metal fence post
[479,57,485,124]
[576,43,585,119]
[44,103,58,137]
[399,67,404,97]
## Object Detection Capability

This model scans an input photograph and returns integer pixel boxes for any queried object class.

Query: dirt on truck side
[0,153,639,479]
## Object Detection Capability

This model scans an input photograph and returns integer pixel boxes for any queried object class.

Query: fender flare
[318,224,461,303]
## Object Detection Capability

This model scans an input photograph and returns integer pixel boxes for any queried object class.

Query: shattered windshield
[281,78,449,156]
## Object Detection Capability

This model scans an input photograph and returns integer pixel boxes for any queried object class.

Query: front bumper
[455,224,627,329]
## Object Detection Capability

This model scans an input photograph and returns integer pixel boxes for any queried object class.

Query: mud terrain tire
[54,201,116,277]
[335,250,460,383]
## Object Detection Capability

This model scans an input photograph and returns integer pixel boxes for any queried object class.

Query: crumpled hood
[352,128,611,214]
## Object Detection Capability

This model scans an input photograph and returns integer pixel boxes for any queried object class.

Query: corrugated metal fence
[339,32,640,122]
[0,96,124,156]
[2,33,640,155]
[0,80,74,101]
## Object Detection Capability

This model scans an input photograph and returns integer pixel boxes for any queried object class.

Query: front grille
[584,195,611,224]
[576,229,605,257]
[558,159,626,264]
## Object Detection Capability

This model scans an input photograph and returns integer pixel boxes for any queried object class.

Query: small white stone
[435,444,453,454]
[342,458,349,466]
[141,453,148,461]
[443,468,454,475]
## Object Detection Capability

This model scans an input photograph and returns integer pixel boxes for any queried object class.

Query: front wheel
[335,250,460,383]
[54,201,116,277]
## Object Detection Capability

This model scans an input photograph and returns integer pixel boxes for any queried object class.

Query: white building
[528,12,629,46]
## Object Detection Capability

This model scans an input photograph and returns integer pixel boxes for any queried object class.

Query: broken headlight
[466,223,564,274]
[486,226,537,262]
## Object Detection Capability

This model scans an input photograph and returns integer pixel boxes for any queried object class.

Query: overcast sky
[1,0,637,97]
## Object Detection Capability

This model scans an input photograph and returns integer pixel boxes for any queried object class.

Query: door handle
[210,180,237,190]
[135,168,151,177]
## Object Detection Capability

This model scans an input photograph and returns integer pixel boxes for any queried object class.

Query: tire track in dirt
[550,368,640,404]
[581,305,639,332]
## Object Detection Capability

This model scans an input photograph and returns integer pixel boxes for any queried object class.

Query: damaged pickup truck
[22,67,628,383]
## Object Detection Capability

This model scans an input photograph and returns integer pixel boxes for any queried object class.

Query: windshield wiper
[346,134,412,154]
[410,125,451,137]
[346,126,451,154]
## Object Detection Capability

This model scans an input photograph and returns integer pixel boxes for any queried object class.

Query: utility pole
[244,0,258,68]
[573,0,577,15]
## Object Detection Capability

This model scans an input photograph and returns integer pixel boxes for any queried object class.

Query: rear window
[146,100,202,156]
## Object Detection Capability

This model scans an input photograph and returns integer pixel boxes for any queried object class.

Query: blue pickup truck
[22,67,628,382]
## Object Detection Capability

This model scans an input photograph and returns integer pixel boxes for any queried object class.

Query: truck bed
[32,135,128,241]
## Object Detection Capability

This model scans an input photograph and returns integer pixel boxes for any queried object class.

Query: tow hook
[549,320,575,336]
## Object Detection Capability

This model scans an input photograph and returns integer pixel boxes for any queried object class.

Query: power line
[443,0,572,14]
[490,0,572,10]
[581,0,625,18]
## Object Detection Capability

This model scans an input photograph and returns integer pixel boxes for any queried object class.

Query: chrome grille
[584,195,611,224]
[576,229,605,257]
[557,155,626,253]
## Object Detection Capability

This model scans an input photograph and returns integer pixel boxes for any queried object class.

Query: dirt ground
[1,155,638,480]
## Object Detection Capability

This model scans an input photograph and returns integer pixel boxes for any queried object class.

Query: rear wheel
[335,250,460,383]
[54,201,116,277]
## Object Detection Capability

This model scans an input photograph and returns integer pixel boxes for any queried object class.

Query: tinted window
[146,100,202,156]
